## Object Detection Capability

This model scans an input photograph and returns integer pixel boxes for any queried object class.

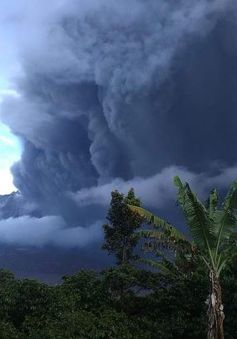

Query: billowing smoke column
[1,0,237,252]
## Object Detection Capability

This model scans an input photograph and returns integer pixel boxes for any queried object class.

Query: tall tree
[129,177,237,339]
[102,189,143,265]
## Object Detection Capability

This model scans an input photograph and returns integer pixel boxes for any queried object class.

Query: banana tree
[129,176,237,339]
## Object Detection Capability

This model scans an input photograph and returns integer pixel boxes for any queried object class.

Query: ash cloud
[0,0,237,253]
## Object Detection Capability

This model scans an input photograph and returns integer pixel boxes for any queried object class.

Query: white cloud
[69,166,197,209]
[0,89,20,103]
[0,169,16,195]
[70,164,237,209]
[0,120,22,195]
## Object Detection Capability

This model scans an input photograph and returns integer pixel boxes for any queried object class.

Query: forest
[0,177,236,338]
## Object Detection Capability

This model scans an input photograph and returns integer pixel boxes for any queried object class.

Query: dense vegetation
[0,184,236,338]
[130,177,237,338]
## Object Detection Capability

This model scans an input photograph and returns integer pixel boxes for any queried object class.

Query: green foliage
[129,205,185,241]
[103,188,143,265]
[129,179,237,278]
[0,183,236,338]
[128,178,237,337]
[60,271,108,310]
[0,270,20,322]
[0,321,21,339]
[15,279,52,329]
[174,176,237,276]
[0,261,235,337]
[221,262,237,339]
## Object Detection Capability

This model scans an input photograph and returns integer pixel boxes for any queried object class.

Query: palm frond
[137,229,168,240]
[137,229,191,256]
[128,205,185,242]
[212,210,236,241]
[174,176,215,261]
[206,189,218,218]
[214,182,237,258]
[223,181,237,210]
[140,258,178,277]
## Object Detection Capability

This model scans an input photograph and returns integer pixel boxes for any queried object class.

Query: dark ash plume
[0,0,237,254]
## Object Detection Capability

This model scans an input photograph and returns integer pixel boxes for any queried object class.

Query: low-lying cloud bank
[0,216,102,248]
[1,163,237,248]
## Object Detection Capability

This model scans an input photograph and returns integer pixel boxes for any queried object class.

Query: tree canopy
[0,184,235,338]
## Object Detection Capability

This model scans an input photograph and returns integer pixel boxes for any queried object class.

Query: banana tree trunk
[207,270,225,339]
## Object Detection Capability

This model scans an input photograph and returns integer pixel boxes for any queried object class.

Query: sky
[0,91,21,195]
[0,0,237,281]
[0,122,21,194]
